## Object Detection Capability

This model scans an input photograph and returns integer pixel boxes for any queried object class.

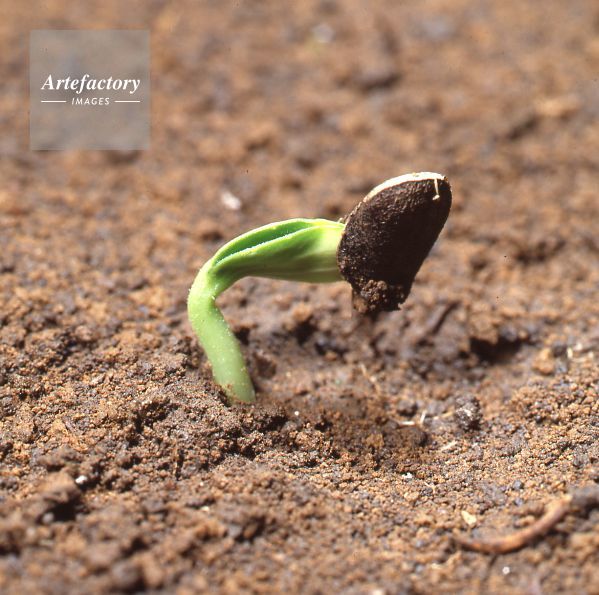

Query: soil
[1,1,598,594]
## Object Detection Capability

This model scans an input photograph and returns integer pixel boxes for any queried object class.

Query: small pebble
[454,394,482,431]
[461,510,477,527]
[220,189,242,211]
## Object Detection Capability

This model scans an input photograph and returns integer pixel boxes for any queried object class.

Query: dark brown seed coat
[337,174,452,313]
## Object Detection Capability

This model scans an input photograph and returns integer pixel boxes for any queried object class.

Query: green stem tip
[188,218,345,403]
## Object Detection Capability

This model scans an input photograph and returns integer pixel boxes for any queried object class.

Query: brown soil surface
[1,1,598,593]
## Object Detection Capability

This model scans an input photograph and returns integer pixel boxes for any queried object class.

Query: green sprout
[188,219,344,403]
[188,173,453,403]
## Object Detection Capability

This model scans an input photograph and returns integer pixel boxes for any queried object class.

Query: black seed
[337,173,452,313]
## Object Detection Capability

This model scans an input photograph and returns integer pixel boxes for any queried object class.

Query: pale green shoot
[188,218,344,403]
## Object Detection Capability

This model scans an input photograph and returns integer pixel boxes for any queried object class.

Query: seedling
[188,172,452,402]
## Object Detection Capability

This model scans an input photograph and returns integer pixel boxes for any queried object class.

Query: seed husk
[337,172,452,313]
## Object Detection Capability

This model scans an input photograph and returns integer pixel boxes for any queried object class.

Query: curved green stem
[188,266,256,402]
[188,218,345,403]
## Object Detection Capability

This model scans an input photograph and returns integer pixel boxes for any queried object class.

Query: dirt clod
[454,394,482,431]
